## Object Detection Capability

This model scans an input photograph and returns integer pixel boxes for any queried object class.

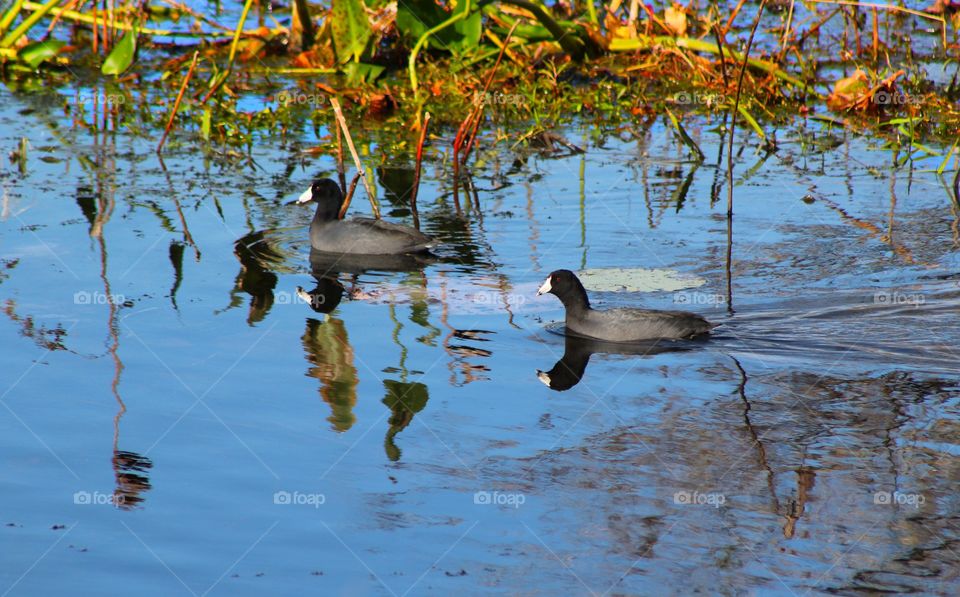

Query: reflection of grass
[302,317,359,433]
[2,298,68,351]
[382,379,429,462]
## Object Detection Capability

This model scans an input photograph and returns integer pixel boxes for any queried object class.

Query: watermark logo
[472,91,525,107]
[873,291,924,307]
[273,490,325,508]
[73,92,126,105]
[294,287,328,309]
[872,91,922,106]
[673,490,726,508]
[674,92,726,106]
[274,290,310,306]
[275,90,324,106]
[74,290,126,305]
[473,490,526,508]
[73,490,124,506]
[874,490,925,509]
[673,291,726,306]
[471,291,526,307]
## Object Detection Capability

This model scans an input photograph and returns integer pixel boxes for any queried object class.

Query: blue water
[2,82,960,595]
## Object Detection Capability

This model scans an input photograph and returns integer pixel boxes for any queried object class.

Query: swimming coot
[297,179,436,255]
[537,269,715,342]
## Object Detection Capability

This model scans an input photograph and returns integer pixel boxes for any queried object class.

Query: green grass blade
[0,0,58,49]
[937,139,959,175]
[736,104,766,141]
[0,0,26,38]
[665,108,704,160]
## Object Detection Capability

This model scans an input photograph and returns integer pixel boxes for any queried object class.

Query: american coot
[537,269,715,342]
[297,179,436,255]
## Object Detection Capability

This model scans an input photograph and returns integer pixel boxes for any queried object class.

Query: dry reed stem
[157,50,199,153]
[330,96,380,218]
[410,111,431,230]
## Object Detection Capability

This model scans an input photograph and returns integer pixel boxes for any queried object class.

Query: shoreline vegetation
[1,0,959,205]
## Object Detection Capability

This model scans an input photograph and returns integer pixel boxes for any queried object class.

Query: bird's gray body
[309,217,435,255]
[539,269,715,342]
[564,306,714,342]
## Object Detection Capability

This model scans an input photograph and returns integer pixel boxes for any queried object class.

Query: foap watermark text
[474,490,526,508]
[874,490,925,509]
[673,490,726,508]
[674,291,726,306]
[273,490,326,508]
[873,291,924,307]
[74,490,125,506]
[74,290,127,305]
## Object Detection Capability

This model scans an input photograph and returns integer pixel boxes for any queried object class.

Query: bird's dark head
[537,269,578,297]
[537,269,590,310]
[297,179,343,221]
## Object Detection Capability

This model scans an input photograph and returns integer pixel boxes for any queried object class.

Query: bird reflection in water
[298,276,360,432]
[537,334,700,391]
[300,254,441,460]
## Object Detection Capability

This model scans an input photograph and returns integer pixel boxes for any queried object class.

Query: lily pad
[577,268,706,293]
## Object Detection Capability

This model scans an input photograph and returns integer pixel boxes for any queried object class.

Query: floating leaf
[331,0,371,63]
[19,39,64,68]
[396,0,442,42]
[102,23,138,75]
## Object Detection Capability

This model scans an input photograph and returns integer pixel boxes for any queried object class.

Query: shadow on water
[307,247,437,277]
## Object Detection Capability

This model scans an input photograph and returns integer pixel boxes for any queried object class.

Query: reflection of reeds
[86,173,154,509]
[382,380,429,462]
[112,450,153,510]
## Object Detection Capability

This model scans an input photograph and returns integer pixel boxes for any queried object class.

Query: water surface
[2,87,959,595]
